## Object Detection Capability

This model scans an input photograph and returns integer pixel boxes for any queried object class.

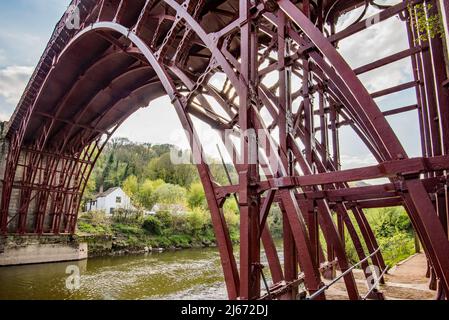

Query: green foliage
[365,207,415,267]
[187,207,210,236]
[112,223,145,236]
[187,183,207,210]
[409,3,445,42]
[171,213,190,234]
[77,220,111,235]
[82,210,108,225]
[368,207,412,238]
[77,211,112,235]
[155,211,174,230]
[123,175,139,202]
[168,235,193,248]
[138,179,164,209]
[112,208,144,224]
[142,216,163,235]
[153,183,187,205]
[339,207,416,268]
[147,153,196,187]
[378,232,416,268]
[267,204,283,238]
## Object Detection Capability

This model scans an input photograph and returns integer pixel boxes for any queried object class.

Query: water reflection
[0,241,285,300]
[0,248,227,300]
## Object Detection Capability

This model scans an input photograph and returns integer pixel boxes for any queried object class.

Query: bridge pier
[0,235,87,266]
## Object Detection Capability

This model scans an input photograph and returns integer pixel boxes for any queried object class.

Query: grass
[76,213,218,252]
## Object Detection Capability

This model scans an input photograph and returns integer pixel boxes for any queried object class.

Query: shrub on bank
[142,216,163,235]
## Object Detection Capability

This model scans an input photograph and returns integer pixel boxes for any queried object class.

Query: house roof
[94,187,121,199]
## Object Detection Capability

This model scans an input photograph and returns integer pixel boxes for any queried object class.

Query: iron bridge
[1,0,449,300]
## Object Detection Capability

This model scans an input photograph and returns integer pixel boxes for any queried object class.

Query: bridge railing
[308,247,388,300]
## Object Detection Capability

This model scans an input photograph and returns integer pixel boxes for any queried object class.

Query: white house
[86,187,136,215]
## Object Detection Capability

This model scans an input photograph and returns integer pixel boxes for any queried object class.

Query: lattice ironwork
[1,0,449,300]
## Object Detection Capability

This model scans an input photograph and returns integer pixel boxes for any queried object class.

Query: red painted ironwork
[1,0,449,300]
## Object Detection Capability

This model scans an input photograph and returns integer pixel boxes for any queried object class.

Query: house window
[116,197,122,204]
[110,208,114,215]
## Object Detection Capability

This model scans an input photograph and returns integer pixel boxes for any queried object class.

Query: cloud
[0,111,9,122]
[336,5,412,94]
[340,154,377,170]
[0,65,33,105]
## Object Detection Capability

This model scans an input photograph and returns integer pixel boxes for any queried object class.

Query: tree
[153,183,187,205]
[146,152,197,187]
[187,183,207,209]
[123,175,139,203]
[138,179,164,210]
[99,153,115,190]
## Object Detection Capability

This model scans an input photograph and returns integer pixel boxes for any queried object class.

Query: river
[0,248,230,300]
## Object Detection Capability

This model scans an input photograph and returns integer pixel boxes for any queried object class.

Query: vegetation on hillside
[84,138,234,209]
[79,139,416,266]
[79,139,241,250]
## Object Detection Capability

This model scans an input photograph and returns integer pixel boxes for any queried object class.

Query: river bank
[76,212,227,258]
[78,233,219,258]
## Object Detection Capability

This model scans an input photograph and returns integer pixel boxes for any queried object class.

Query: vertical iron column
[238,0,261,300]
[278,10,298,300]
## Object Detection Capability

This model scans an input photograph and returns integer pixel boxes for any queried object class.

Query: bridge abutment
[0,235,87,266]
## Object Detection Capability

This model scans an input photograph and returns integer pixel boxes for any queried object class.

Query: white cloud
[340,154,377,170]
[0,65,33,105]
[0,112,9,122]
[336,6,412,94]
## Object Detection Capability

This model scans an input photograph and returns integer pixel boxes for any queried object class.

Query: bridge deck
[325,254,435,300]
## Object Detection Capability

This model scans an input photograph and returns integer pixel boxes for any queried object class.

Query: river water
[0,248,230,300]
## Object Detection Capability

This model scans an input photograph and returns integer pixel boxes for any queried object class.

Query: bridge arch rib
[1,0,449,300]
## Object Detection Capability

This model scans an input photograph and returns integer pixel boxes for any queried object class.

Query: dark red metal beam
[2,0,449,300]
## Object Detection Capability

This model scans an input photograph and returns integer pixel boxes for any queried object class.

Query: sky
[0,0,421,172]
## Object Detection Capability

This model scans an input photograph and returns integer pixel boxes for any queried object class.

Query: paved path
[324,253,435,300]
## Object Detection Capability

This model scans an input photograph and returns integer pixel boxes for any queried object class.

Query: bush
[187,183,207,209]
[154,236,172,248]
[82,210,108,225]
[155,211,173,230]
[378,232,415,267]
[77,220,111,235]
[187,207,209,236]
[142,216,163,235]
[112,208,144,223]
[368,207,412,238]
[172,213,189,234]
